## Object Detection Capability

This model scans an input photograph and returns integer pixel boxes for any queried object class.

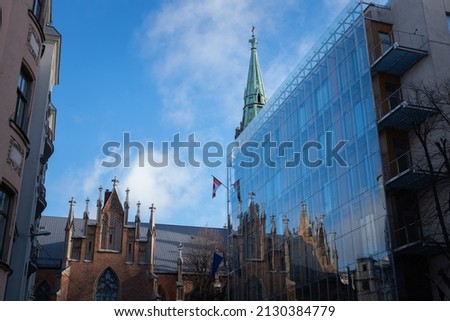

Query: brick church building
[34,178,227,300]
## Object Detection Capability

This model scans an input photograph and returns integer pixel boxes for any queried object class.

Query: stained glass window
[95,268,119,301]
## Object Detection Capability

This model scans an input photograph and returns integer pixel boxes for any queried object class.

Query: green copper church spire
[235,26,267,139]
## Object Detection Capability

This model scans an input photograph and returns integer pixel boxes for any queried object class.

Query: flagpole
[226,169,230,231]
[225,148,233,301]
[226,165,231,301]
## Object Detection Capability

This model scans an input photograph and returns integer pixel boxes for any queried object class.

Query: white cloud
[137,0,302,130]
[97,146,227,227]
[47,132,229,227]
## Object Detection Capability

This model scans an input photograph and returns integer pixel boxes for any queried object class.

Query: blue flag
[211,252,223,276]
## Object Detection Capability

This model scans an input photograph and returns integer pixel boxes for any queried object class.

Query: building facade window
[95,268,119,301]
[138,242,147,264]
[71,239,81,261]
[32,0,45,25]
[14,68,33,133]
[158,285,167,300]
[245,276,263,300]
[378,31,392,54]
[0,187,12,259]
[85,237,94,261]
[126,239,133,263]
[447,13,450,32]
[46,104,57,141]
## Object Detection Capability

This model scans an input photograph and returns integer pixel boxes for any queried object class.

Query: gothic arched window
[158,285,167,301]
[34,280,52,301]
[245,275,263,300]
[95,268,119,301]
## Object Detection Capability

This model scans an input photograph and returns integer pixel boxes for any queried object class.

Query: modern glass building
[229,0,450,301]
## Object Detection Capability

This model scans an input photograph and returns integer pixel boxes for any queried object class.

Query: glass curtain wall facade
[229,1,395,300]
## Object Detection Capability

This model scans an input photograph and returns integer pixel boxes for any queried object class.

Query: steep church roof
[36,216,227,274]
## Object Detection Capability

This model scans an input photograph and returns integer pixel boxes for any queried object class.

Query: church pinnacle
[235,26,267,139]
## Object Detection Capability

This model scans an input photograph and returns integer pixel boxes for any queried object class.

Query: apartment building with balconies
[0,0,60,300]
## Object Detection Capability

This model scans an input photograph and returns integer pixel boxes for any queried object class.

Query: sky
[45,0,361,228]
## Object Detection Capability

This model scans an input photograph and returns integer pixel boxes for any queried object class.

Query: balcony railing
[376,87,438,130]
[383,149,433,190]
[36,182,47,214]
[28,243,43,276]
[370,30,428,76]
[393,221,422,252]
[42,124,55,163]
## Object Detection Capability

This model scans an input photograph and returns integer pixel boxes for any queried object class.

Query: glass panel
[378,31,392,54]
[230,5,393,300]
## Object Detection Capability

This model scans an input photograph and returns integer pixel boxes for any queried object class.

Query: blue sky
[45,0,362,227]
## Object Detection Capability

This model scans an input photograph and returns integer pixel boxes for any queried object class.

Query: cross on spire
[135,201,141,223]
[112,176,119,187]
[249,26,258,49]
[149,203,156,214]
[236,25,266,138]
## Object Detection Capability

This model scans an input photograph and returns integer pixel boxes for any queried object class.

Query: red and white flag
[212,176,223,198]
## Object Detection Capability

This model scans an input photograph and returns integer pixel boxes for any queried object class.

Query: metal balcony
[370,30,428,76]
[392,221,422,253]
[376,87,438,131]
[36,183,47,214]
[28,243,43,276]
[383,149,434,190]
[392,221,444,256]
[42,126,55,163]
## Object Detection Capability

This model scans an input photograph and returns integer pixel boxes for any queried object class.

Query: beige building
[0,0,60,300]
[365,0,450,300]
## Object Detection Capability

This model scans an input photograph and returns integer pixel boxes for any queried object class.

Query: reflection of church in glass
[229,4,407,300]
[229,195,341,300]
[230,195,340,300]
[229,195,393,300]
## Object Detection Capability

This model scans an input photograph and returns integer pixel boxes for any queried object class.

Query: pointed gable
[102,188,124,216]
[100,185,124,252]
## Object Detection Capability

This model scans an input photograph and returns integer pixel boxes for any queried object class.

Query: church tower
[235,27,267,139]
